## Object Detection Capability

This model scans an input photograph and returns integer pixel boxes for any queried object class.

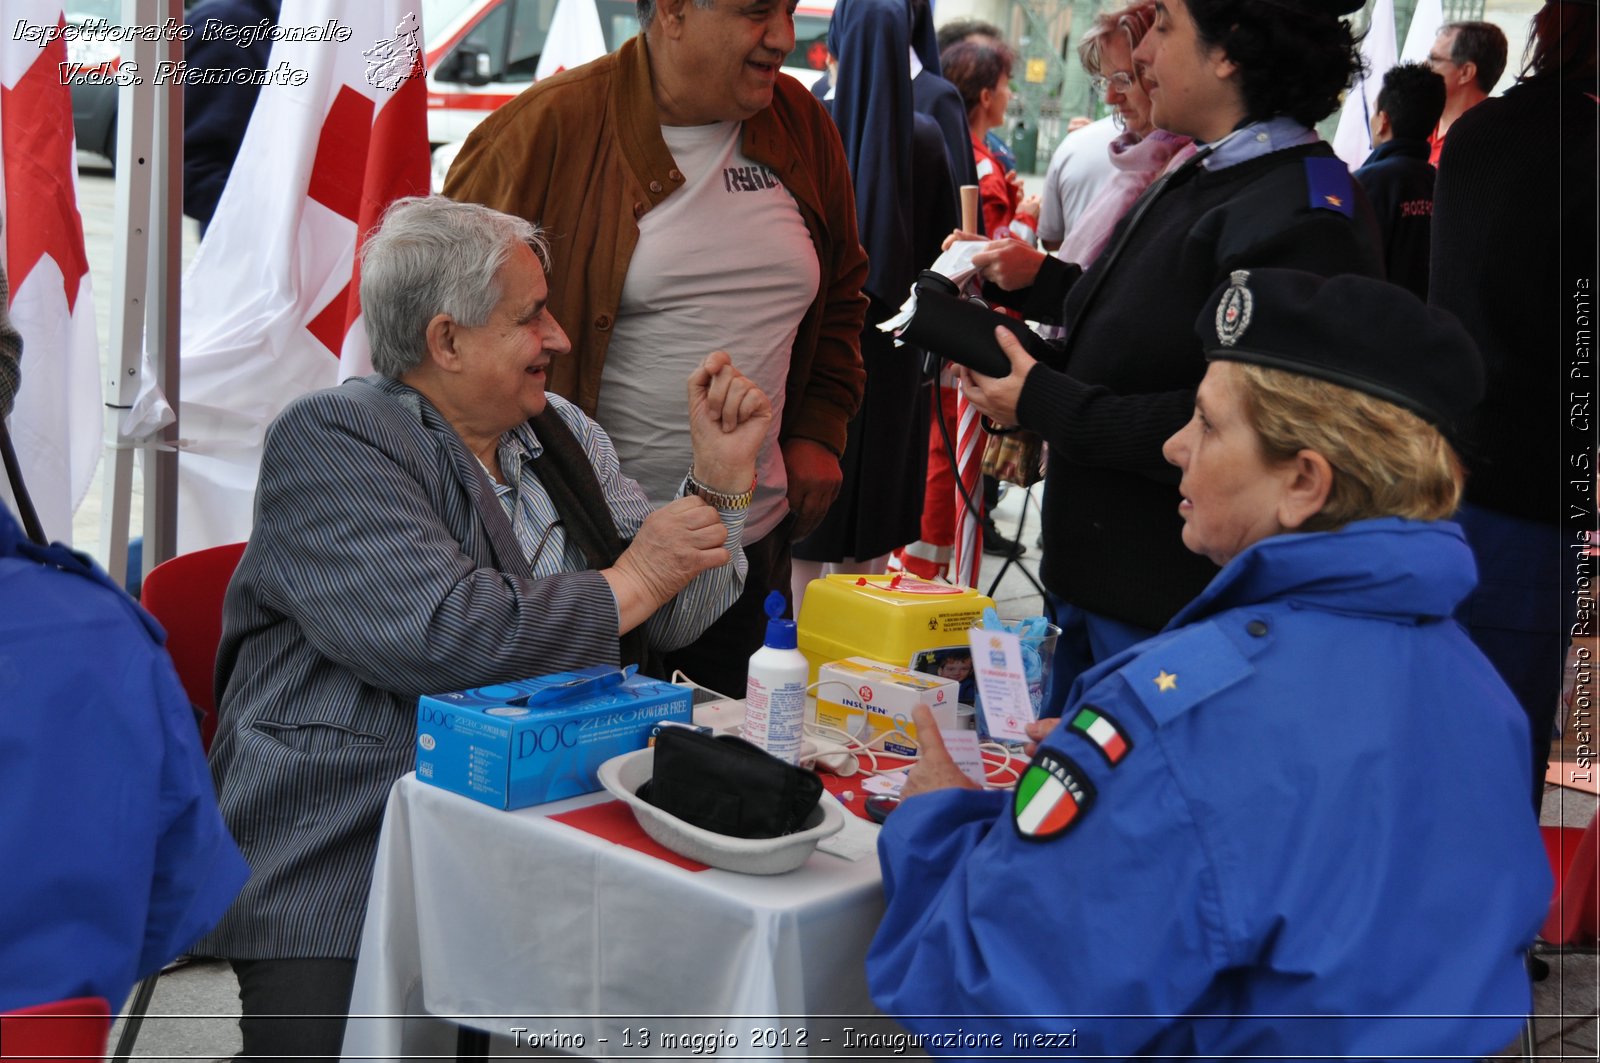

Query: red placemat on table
[821,773,880,820]
[548,801,710,872]
[819,748,1024,821]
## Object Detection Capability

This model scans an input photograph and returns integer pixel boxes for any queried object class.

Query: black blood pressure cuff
[638,728,823,839]
[901,271,1059,378]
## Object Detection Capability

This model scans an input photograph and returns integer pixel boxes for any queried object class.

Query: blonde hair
[1234,363,1464,531]
[1077,2,1157,77]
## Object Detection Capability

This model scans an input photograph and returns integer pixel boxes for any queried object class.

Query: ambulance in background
[422,0,836,146]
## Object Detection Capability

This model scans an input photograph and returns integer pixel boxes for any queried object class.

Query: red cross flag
[178,1,428,551]
[0,4,104,543]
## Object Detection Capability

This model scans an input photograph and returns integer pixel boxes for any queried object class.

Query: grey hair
[360,196,550,378]
[636,0,715,33]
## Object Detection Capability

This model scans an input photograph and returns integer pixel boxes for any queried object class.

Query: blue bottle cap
[763,590,798,650]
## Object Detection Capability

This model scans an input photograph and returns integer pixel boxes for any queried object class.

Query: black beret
[1195,269,1484,426]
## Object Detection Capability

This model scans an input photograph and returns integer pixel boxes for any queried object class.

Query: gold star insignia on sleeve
[1153,670,1178,692]
[1325,194,1343,207]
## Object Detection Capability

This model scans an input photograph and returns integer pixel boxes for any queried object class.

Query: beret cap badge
[1194,268,1486,427]
[1215,270,1254,348]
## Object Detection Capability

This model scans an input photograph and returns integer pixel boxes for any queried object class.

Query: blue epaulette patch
[1305,156,1355,218]
[1123,621,1255,728]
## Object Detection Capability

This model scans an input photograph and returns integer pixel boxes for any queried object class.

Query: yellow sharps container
[795,574,996,685]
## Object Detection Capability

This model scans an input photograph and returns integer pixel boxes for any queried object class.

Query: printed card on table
[970,627,1035,742]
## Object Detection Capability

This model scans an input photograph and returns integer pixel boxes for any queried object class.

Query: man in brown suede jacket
[446,0,867,696]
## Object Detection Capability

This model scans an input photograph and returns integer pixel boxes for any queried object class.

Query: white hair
[360,196,550,378]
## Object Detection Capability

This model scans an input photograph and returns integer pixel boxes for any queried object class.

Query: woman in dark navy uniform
[867,271,1551,1059]
[953,0,1384,707]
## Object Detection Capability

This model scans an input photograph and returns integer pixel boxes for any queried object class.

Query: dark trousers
[663,518,793,697]
[231,957,357,1063]
[1042,594,1154,718]
[1453,503,1568,812]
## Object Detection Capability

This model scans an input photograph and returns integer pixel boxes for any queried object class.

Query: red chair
[1522,812,1599,1058]
[110,542,245,1063]
[1539,811,1600,947]
[1,997,111,1062]
[139,542,247,753]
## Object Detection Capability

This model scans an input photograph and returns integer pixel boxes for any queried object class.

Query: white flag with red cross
[0,4,104,544]
[535,0,607,82]
[177,0,429,552]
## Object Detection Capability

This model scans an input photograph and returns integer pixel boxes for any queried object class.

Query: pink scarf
[1059,128,1196,267]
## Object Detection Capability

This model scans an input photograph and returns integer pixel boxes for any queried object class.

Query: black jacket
[182,0,281,226]
[1016,143,1383,631]
[1355,138,1436,301]
[1431,76,1600,524]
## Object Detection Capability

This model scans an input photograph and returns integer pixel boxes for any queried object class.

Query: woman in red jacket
[941,37,1039,243]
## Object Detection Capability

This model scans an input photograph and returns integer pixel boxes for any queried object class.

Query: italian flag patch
[1070,705,1131,766]
[1013,751,1096,841]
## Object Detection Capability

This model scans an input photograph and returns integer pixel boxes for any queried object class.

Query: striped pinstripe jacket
[198,375,741,959]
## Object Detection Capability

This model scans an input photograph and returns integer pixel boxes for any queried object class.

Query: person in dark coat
[1354,62,1445,300]
[907,2,979,220]
[182,0,282,229]
[1430,0,1599,811]
[940,0,1383,707]
[790,0,959,596]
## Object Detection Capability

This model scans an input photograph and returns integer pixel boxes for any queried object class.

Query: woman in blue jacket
[867,270,1551,1059]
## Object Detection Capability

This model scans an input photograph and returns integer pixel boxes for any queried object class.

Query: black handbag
[638,728,823,839]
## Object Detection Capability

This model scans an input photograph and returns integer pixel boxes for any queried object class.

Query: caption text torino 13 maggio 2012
[502,1025,1084,1055]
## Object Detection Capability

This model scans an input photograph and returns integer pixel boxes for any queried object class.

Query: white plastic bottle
[743,591,809,765]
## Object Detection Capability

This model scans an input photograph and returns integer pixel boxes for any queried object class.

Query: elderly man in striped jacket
[198,196,772,1062]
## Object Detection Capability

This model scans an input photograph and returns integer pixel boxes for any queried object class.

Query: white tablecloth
[341,774,903,1061]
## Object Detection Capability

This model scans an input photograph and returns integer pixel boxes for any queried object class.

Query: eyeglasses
[1425,51,1454,68]
[1090,71,1136,96]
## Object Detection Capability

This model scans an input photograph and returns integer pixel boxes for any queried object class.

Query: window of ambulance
[423,0,834,146]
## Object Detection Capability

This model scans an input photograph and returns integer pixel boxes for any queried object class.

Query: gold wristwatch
[685,470,756,510]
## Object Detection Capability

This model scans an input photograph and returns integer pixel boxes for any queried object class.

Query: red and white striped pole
[950,383,984,589]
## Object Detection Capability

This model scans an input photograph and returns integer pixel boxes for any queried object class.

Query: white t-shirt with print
[596,120,821,542]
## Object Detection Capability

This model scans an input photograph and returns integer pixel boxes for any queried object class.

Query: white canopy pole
[144,0,182,573]
[100,0,181,584]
